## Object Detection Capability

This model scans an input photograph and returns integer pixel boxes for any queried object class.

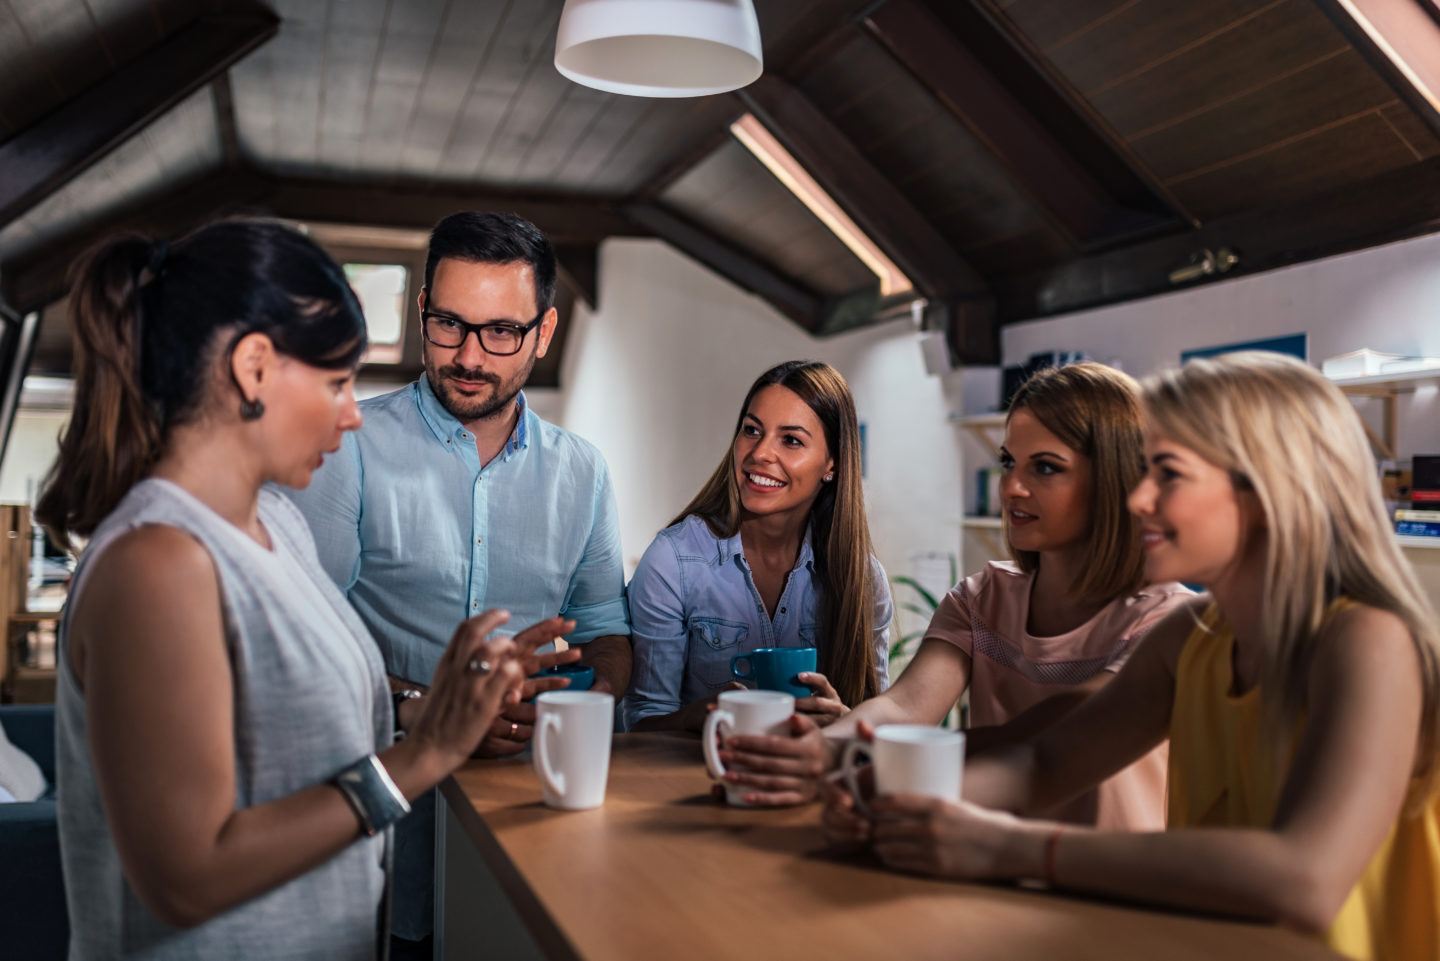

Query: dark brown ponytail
[35,220,368,551]
[36,236,163,550]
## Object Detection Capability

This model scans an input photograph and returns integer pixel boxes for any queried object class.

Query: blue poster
[1181,333,1307,364]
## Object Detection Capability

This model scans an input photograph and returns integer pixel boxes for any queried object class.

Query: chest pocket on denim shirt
[798,623,818,648]
[688,617,749,688]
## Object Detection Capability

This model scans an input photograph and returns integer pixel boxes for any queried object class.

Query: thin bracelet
[1044,825,1065,886]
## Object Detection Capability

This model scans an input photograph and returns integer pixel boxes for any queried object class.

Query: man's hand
[471,616,578,757]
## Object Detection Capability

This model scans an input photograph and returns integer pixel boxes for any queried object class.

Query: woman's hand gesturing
[407,610,530,770]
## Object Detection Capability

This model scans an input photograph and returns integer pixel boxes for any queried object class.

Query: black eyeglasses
[421,310,543,356]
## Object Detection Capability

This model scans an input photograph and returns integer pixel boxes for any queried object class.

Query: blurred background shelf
[1328,368,1440,459]
[0,505,61,703]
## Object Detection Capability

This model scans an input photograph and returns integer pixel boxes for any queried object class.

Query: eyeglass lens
[425,317,526,354]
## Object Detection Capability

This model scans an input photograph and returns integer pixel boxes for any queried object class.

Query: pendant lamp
[554,0,763,98]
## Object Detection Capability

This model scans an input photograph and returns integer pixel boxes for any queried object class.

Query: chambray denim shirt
[622,514,892,729]
[283,376,629,686]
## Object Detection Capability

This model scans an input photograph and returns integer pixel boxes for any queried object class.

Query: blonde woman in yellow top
[824,351,1440,961]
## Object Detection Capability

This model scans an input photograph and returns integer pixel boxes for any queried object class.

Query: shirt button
[476,537,483,545]
[779,607,786,614]
[472,602,479,610]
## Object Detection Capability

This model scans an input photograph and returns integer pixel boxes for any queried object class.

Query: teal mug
[534,662,594,692]
[731,647,817,698]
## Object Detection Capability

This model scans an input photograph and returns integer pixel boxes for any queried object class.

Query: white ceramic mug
[702,690,795,807]
[839,724,965,815]
[533,690,615,811]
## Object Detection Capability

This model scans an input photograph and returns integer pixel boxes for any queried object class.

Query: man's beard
[427,350,535,424]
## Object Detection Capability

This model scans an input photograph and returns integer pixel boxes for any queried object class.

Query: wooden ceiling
[5,0,1440,384]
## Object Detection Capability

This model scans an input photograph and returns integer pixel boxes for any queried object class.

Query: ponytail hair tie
[145,240,169,280]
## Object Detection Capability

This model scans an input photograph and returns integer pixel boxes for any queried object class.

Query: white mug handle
[839,739,874,816]
[702,708,735,780]
[537,712,566,797]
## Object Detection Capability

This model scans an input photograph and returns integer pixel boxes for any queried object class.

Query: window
[343,263,408,365]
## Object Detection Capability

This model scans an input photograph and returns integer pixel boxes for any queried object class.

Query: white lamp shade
[554,0,763,98]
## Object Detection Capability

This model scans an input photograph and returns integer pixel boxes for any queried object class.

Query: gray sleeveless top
[57,480,391,960]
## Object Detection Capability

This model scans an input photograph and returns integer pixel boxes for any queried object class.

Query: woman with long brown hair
[621,360,893,732]
[40,220,573,960]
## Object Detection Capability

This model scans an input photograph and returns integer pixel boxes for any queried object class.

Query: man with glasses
[284,212,630,960]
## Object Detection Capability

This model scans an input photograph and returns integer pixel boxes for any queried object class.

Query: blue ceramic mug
[534,662,594,692]
[731,647,817,698]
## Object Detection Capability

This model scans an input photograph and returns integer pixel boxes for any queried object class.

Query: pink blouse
[927,561,1190,830]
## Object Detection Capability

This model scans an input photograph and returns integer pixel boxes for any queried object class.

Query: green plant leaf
[891,575,939,610]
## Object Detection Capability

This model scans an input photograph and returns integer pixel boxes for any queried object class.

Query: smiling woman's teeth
[748,473,784,488]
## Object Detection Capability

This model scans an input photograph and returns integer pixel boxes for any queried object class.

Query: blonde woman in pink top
[716,362,1189,830]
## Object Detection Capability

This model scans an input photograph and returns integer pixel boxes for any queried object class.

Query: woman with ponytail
[40,220,571,960]
[621,360,893,732]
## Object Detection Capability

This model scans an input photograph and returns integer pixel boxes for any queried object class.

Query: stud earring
[824,473,834,482]
[239,396,266,421]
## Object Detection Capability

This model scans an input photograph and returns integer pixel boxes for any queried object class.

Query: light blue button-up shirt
[622,514,892,729]
[283,376,629,686]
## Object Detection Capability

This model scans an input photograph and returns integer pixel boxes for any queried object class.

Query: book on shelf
[1395,520,1440,538]
[1396,509,1440,522]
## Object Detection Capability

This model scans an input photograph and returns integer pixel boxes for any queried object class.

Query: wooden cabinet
[0,505,60,703]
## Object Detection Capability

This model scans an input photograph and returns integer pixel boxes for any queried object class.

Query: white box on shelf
[1321,349,1404,379]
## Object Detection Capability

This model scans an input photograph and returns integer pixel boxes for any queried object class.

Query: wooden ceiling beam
[0,7,278,226]
[212,73,242,170]
[863,0,1117,247]
[1312,0,1440,140]
[992,156,1440,322]
[2,168,273,314]
[946,298,1000,366]
[554,244,599,311]
[1,170,639,314]
[263,177,640,246]
[736,74,989,301]
[622,202,824,333]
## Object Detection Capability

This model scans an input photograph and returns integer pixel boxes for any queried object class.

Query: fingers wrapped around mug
[717,713,835,806]
[792,671,849,725]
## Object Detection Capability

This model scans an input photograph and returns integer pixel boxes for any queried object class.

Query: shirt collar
[718,521,816,572]
[415,374,529,457]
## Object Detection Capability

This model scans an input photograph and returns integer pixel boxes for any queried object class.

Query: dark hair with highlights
[673,361,881,708]
[36,220,366,549]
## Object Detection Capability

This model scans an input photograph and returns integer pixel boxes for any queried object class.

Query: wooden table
[437,733,1340,961]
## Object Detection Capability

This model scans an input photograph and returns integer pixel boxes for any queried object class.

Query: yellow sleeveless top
[1167,603,1440,961]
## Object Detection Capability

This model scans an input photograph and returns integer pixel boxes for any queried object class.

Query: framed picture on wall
[1181,333,1307,364]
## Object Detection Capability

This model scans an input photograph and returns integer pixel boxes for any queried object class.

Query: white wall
[998,231,1440,602]
[1001,232,1440,456]
[553,239,968,632]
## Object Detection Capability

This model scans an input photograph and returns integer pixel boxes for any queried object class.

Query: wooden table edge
[438,774,584,961]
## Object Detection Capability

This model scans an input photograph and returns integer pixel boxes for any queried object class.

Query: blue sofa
[0,704,69,959]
